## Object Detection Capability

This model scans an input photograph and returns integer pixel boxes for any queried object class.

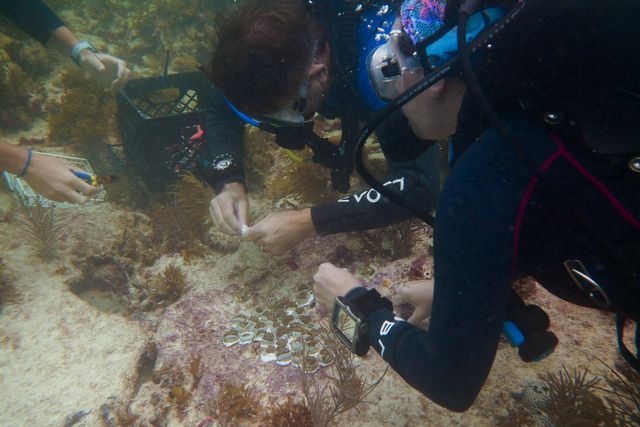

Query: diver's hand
[209,182,248,235]
[313,262,361,314]
[392,279,434,329]
[78,51,131,91]
[244,209,315,255]
[23,154,99,204]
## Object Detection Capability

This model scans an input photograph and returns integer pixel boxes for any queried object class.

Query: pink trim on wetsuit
[551,135,640,232]
[511,135,640,276]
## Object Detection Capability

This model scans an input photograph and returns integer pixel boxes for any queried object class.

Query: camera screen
[336,305,358,343]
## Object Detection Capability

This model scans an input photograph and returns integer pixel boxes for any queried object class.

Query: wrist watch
[331,288,393,356]
[71,40,99,66]
[210,153,237,173]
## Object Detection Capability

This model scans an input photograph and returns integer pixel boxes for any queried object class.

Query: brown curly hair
[203,0,322,115]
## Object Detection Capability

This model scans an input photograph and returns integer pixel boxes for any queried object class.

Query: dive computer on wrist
[331,288,393,356]
[210,153,237,172]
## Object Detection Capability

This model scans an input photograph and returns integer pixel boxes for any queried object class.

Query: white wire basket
[2,151,106,208]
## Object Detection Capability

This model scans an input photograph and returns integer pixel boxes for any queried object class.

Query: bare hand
[23,154,99,203]
[244,209,315,255]
[313,262,361,313]
[392,279,434,329]
[209,182,248,235]
[79,51,131,91]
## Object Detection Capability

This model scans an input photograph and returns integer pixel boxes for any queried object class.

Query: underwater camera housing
[117,71,216,193]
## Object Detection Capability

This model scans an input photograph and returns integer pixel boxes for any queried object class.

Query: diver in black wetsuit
[314,0,640,411]
[0,0,131,204]
[200,0,441,254]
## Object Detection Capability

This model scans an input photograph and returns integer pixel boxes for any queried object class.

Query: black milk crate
[117,71,216,192]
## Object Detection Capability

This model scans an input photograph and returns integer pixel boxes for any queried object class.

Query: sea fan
[15,193,65,259]
[597,359,640,426]
[300,326,387,427]
[541,367,616,427]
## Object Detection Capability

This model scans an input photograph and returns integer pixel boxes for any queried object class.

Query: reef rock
[0,46,42,130]
[121,287,321,424]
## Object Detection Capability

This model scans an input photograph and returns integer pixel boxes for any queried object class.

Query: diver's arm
[309,172,428,234]
[315,177,512,412]
[45,26,84,58]
[311,110,440,235]
[0,142,31,176]
[1,0,131,90]
[0,0,65,45]
[341,117,554,411]
[205,89,250,234]
[337,138,517,411]
[0,142,97,203]
[349,188,512,411]
[345,281,507,412]
[203,89,247,192]
[310,142,440,235]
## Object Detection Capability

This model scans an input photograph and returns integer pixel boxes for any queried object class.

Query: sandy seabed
[0,187,630,426]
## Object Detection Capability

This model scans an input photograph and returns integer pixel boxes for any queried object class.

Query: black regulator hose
[353,65,455,227]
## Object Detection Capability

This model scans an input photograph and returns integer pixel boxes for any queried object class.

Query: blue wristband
[17,149,32,178]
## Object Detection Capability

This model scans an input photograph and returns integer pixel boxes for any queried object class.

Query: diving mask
[367,5,506,102]
[367,26,423,101]
[255,82,309,128]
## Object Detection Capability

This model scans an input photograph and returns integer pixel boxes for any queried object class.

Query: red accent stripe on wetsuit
[511,135,640,276]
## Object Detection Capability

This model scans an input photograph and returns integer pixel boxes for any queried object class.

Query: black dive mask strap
[616,315,640,373]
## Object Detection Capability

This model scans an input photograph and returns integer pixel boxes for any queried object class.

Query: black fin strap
[616,314,640,373]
